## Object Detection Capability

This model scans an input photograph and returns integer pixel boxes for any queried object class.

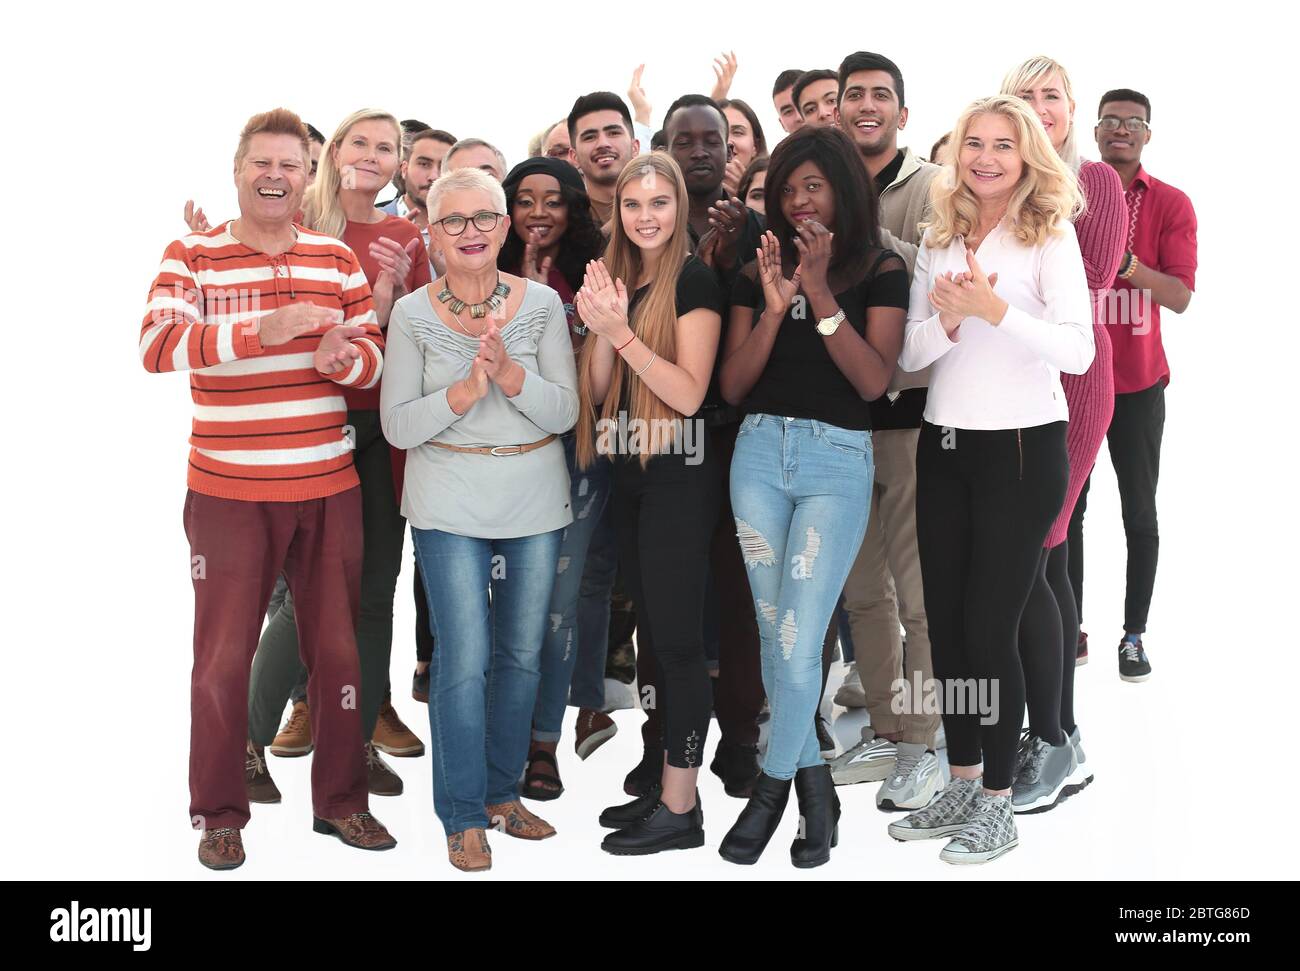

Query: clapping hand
[930,249,1001,333]
[574,259,630,339]
[791,220,833,296]
[314,324,367,374]
[522,229,554,284]
[755,230,801,317]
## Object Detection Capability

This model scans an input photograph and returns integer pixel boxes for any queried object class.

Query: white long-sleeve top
[900,220,1094,430]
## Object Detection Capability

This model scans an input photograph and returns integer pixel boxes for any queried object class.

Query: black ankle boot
[718,772,791,865]
[600,792,704,856]
[710,740,761,798]
[790,764,840,868]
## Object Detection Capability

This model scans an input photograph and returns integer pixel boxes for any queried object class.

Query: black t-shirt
[621,256,724,420]
[730,249,908,431]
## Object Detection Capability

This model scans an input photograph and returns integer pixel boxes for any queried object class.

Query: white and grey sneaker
[832,662,867,709]
[1011,735,1077,814]
[830,729,897,785]
[940,792,1018,864]
[887,775,982,841]
[1063,725,1093,795]
[876,743,941,812]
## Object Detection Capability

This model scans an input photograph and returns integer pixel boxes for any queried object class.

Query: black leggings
[915,421,1068,791]
[1017,542,1078,746]
[615,447,721,770]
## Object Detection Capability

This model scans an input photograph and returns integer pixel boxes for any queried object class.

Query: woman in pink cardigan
[1000,56,1126,815]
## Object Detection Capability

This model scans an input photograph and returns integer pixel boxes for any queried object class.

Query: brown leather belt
[427,434,557,456]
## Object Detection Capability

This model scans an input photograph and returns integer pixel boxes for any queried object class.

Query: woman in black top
[574,153,724,856]
[717,126,907,867]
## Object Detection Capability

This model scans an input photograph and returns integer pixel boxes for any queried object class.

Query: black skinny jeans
[1068,381,1165,633]
[1017,541,1078,747]
[915,420,1068,791]
[615,446,721,770]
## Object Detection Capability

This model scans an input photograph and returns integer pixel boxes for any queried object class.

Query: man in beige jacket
[828,52,945,813]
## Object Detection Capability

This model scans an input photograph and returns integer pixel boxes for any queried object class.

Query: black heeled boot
[790,764,840,868]
[718,772,792,865]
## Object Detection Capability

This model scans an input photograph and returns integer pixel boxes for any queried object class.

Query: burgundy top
[1101,165,1198,394]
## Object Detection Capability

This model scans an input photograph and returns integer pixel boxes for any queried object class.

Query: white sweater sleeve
[995,228,1096,375]
[900,239,958,372]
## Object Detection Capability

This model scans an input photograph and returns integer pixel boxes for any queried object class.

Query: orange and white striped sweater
[140,222,383,502]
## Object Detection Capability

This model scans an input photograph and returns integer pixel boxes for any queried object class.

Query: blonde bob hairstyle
[425,166,507,223]
[1000,55,1079,171]
[576,152,692,469]
[924,95,1083,250]
[303,108,400,240]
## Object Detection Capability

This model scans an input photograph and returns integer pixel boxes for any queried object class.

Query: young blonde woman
[1000,57,1126,814]
[246,109,430,799]
[889,95,1093,864]
[575,153,725,856]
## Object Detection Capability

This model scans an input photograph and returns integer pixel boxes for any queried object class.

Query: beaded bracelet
[1119,251,1140,280]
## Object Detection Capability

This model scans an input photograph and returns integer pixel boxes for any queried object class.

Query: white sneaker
[829,729,897,785]
[940,792,1019,865]
[876,743,941,811]
[832,662,867,709]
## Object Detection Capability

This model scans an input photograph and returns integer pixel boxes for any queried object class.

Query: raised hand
[369,236,422,296]
[756,231,802,317]
[721,157,746,199]
[257,303,337,346]
[627,63,652,127]
[314,324,367,374]
[709,51,738,101]
[183,200,211,234]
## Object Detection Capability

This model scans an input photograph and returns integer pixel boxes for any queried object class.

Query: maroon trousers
[184,488,369,830]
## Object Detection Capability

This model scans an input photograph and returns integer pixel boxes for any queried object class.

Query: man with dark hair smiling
[772,68,805,135]
[792,69,840,128]
[567,91,640,228]
[381,129,455,245]
[1070,87,1196,684]
[831,52,944,814]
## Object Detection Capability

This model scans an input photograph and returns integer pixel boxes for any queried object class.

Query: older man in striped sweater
[141,108,397,870]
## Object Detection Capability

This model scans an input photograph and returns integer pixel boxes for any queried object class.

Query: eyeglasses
[1097,116,1150,133]
[433,210,504,236]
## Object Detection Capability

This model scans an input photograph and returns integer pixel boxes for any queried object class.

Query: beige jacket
[877,147,940,393]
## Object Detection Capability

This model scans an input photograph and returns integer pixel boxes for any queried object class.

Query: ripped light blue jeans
[730,415,873,779]
[531,432,612,742]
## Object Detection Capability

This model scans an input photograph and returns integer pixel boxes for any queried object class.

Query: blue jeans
[532,435,612,741]
[730,415,873,779]
[412,526,563,835]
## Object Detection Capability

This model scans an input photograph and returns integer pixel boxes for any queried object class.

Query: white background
[2,0,1296,880]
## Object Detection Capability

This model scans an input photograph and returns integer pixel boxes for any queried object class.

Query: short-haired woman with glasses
[381,167,579,872]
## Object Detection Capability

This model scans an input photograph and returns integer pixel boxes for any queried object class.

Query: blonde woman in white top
[888,95,1092,865]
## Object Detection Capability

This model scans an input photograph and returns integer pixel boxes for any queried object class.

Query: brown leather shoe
[270,701,313,757]
[245,741,281,804]
[198,828,245,870]
[486,799,557,840]
[447,828,492,871]
[372,701,425,757]
[312,812,397,850]
[365,742,403,796]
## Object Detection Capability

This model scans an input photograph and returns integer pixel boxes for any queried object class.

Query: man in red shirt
[1071,88,1197,684]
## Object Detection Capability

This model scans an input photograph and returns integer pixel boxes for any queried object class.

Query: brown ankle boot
[447,828,492,871]
[245,741,281,804]
[198,828,245,870]
[486,799,557,840]
[312,812,397,850]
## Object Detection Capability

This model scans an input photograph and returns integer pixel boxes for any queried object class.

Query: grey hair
[444,137,508,179]
[426,166,507,222]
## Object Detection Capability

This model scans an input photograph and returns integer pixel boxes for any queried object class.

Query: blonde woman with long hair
[574,153,725,856]
[1000,57,1126,816]
[889,95,1094,864]
[247,108,430,800]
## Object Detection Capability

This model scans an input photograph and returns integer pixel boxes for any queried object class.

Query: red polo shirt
[1102,165,1197,394]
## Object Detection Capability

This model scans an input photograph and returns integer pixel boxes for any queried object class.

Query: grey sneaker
[876,743,941,812]
[1063,725,1093,795]
[940,792,1018,864]
[887,775,982,841]
[830,729,897,785]
[1011,735,1077,814]
[832,662,867,709]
